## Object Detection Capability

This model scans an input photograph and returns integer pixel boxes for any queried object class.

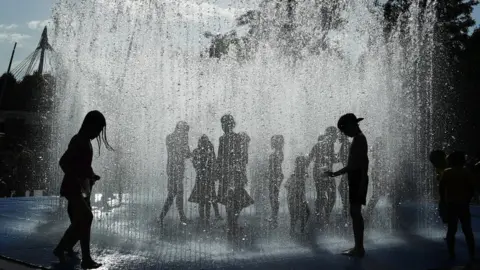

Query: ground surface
[1,196,480,269]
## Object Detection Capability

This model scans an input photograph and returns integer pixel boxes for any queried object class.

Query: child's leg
[314,177,323,220]
[366,188,379,220]
[300,202,310,233]
[288,198,295,234]
[446,204,459,258]
[233,205,241,227]
[269,182,280,220]
[212,201,221,218]
[458,204,475,260]
[305,202,311,223]
[226,207,239,237]
[175,188,187,221]
[300,206,306,233]
[205,202,211,224]
[325,180,336,221]
[159,191,175,221]
[350,203,365,250]
[199,203,205,221]
[339,176,349,219]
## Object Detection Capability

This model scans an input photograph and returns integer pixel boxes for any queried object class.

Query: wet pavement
[0,196,479,269]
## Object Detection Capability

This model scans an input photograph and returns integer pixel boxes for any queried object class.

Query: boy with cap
[325,113,369,257]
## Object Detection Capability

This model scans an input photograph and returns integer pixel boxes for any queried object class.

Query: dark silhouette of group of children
[52,110,373,268]
[157,115,254,240]
[429,149,479,262]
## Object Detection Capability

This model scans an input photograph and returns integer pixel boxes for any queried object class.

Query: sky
[0,0,479,75]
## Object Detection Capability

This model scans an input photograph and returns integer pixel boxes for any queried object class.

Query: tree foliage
[203,0,346,61]
[384,0,479,151]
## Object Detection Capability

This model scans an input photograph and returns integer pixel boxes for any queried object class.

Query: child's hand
[324,171,334,177]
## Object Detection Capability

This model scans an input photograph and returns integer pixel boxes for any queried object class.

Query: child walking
[54,110,113,269]
[285,156,310,235]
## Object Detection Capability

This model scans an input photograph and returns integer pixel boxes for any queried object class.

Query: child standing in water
[227,132,254,236]
[308,127,338,222]
[159,121,192,225]
[54,110,113,269]
[189,135,218,227]
[441,151,475,261]
[267,135,284,228]
[285,156,310,235]
[325,113,369,258]
[216,115,253,238]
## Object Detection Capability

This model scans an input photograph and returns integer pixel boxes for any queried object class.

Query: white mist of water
[49,0,436,233]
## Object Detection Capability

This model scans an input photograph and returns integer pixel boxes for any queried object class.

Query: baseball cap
[337,113,364,130]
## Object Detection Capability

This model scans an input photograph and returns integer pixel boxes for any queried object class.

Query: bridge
[0,26,55,126]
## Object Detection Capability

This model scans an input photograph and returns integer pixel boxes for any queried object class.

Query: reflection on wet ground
[0,197,479,269]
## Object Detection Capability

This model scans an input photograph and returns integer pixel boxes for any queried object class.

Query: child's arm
[284,175,294,190]
[192,150,201,170]
[327,136,367,177]
[59,137,95,179]
[184,141,192,159]
[215,137,224,176]
[307,144,317,167]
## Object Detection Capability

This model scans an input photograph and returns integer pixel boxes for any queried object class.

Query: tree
[384,0,478,150]
[0,72,19,110]
[455,27,480,151]
[203,0,346,61]
[433,0,478,150]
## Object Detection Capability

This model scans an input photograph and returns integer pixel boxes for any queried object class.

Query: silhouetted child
[226,132,254,236]
[441,151,475,261]
[429,150,448,224]
[308,127,337,222]
[189,135,218,226]
[54,110,113,269]
[217,114,238,207]
[159,121,192,225]
[325,113,368,258]
[285,156,310,235]
[267,135,284,228]
[216,115,253,238]
[338,134,351,221]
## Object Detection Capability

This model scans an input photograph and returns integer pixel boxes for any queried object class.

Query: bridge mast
[37,27,49,75]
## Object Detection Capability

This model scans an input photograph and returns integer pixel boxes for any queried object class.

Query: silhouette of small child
[441,151,475,261]
[285,156,310,235]
[189,135,217,227]
[267,135,284,228]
